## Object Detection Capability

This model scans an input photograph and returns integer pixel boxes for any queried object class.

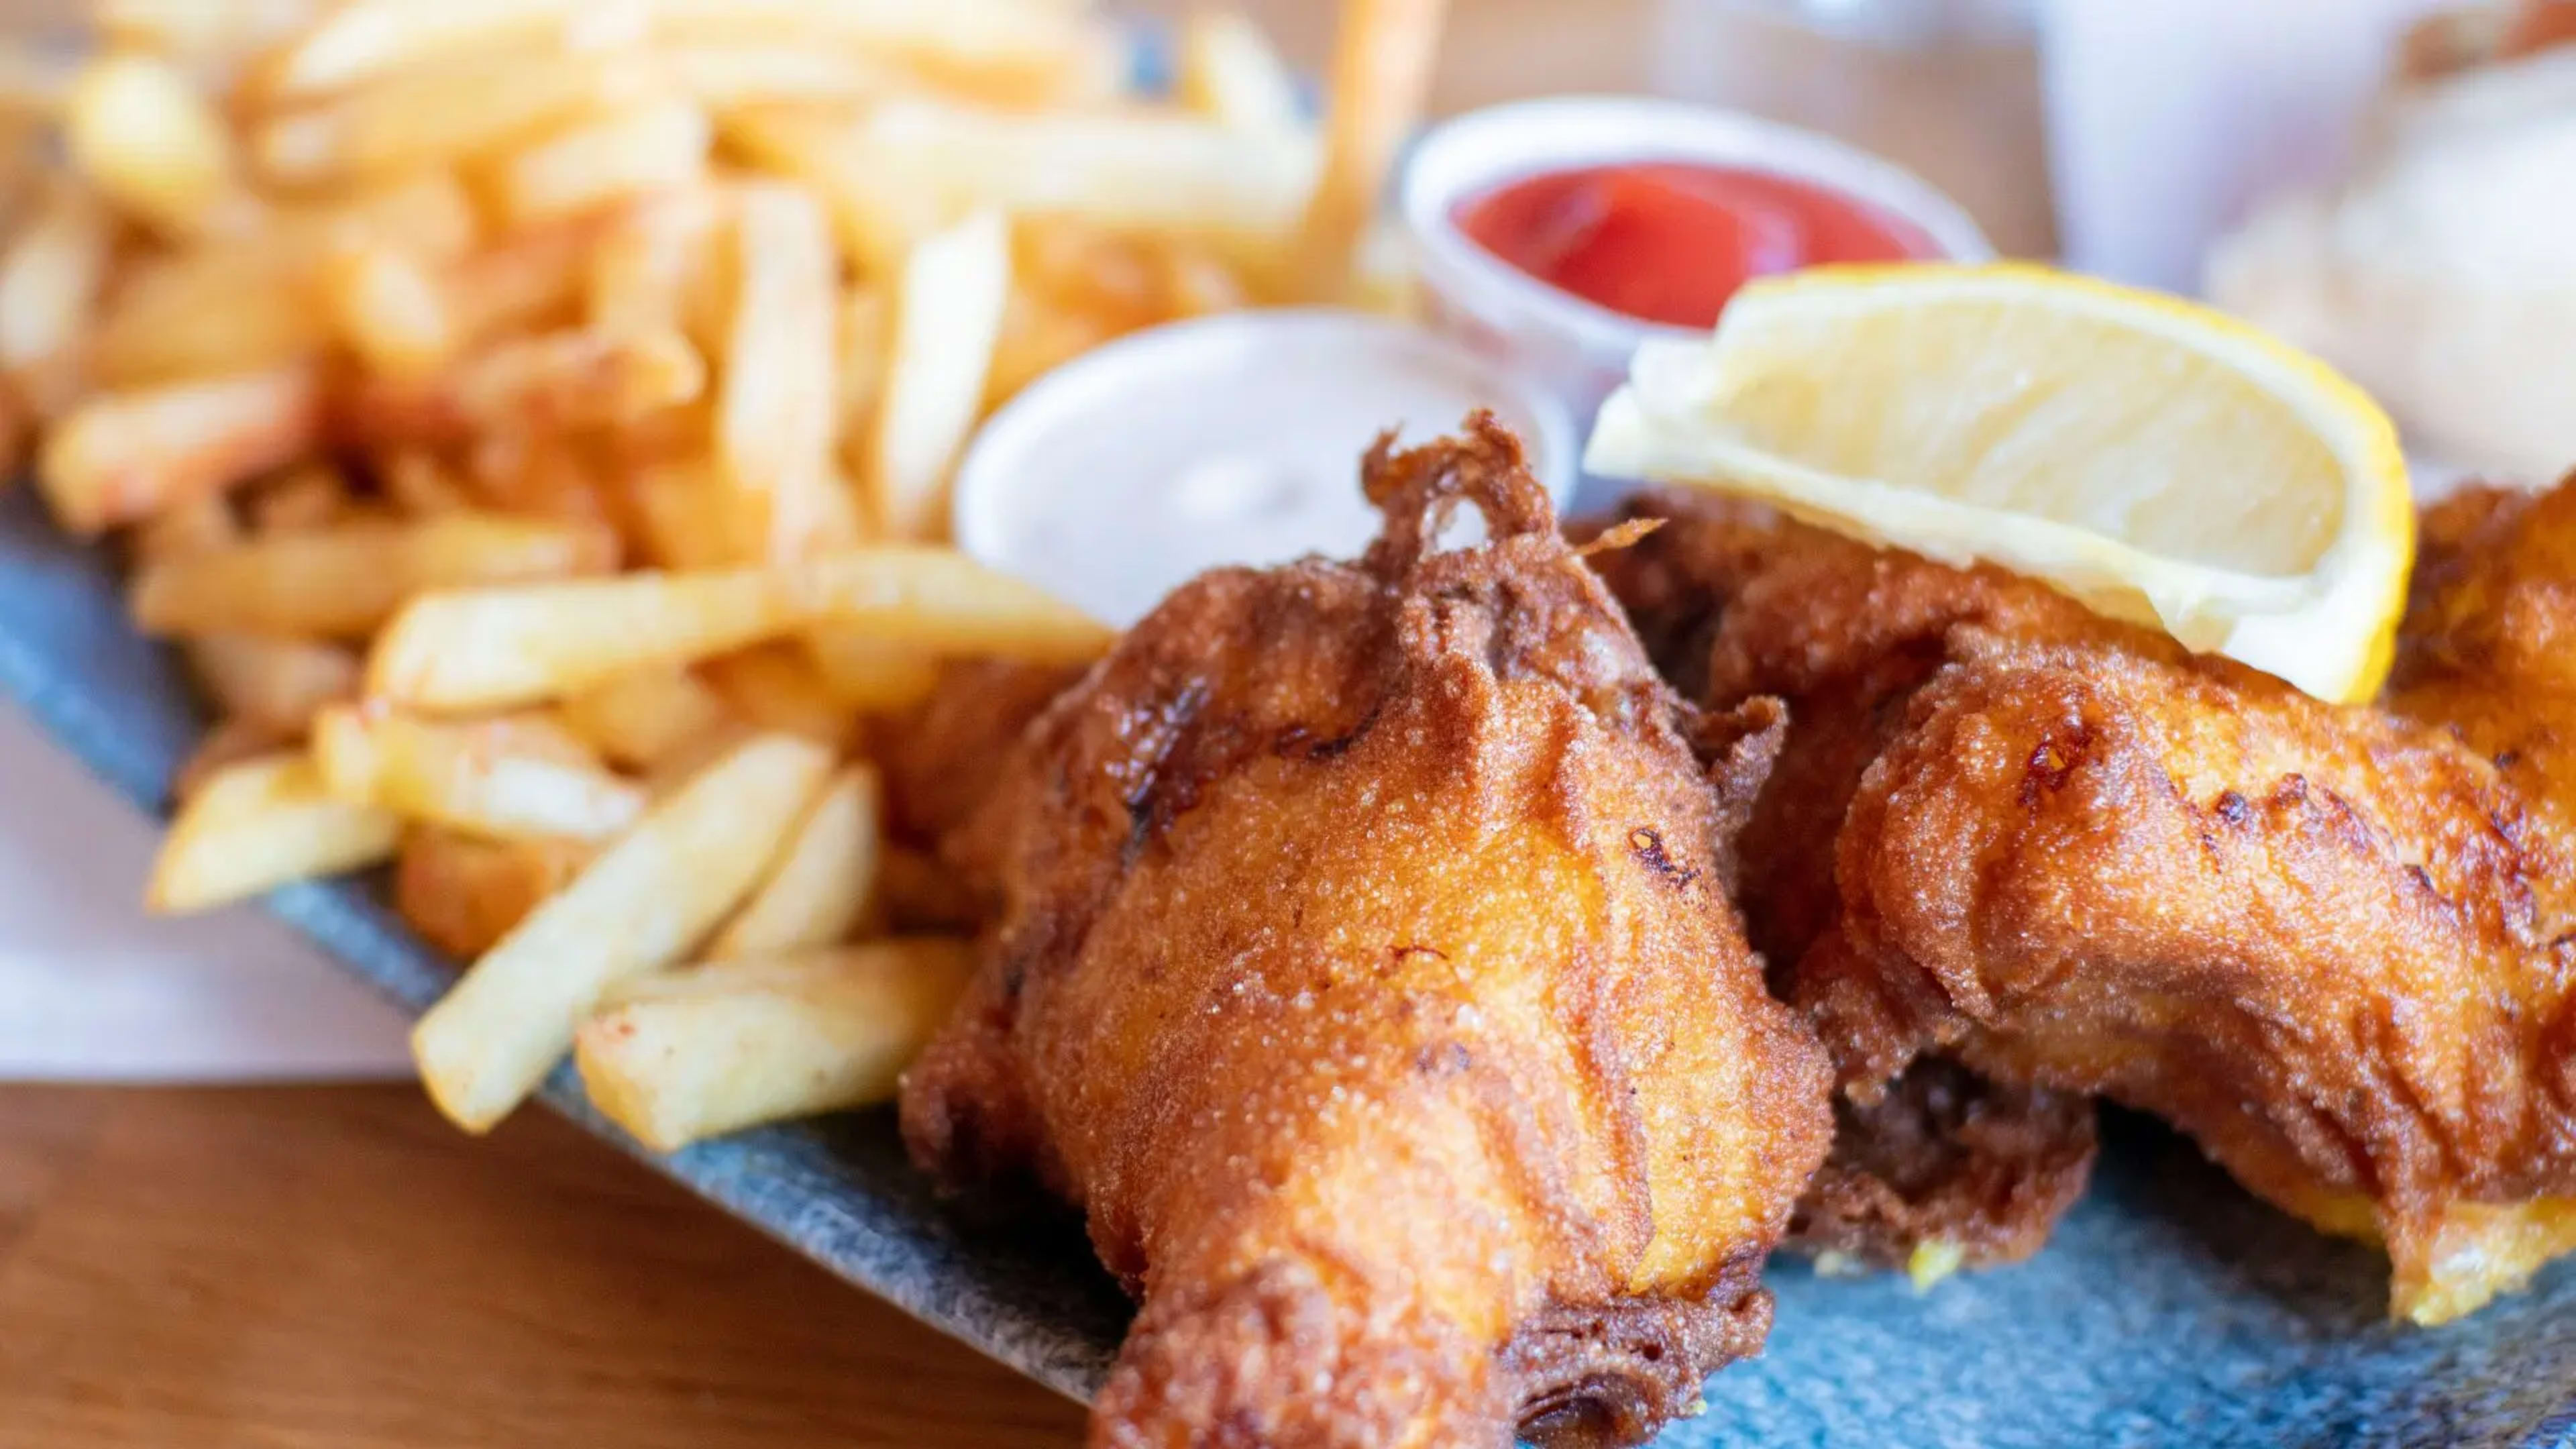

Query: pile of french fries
[0,0,1409,1151]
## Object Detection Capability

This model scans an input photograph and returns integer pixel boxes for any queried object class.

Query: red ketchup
[1453,162,1941,329]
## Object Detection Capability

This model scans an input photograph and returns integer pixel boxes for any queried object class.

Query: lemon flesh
[1585,263,2414,702]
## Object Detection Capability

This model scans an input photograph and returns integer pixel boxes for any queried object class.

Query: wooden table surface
[0,4,1656,1446]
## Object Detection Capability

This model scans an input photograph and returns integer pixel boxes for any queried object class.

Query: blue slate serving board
[6,484,2575,1448]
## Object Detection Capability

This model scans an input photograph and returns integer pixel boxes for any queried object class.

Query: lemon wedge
[1585,264,2413,702]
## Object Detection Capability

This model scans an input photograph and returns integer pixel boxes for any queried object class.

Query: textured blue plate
[8,498,2576,1443]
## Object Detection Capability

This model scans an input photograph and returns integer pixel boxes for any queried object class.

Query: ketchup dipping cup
[1402,95,1994,466]
[951,309,1574,629]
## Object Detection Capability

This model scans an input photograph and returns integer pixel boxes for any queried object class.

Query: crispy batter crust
[903,423,1830,1447]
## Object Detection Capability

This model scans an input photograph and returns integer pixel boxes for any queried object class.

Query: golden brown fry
[146,751,402,914]
[490,97,712,229]
[131,511,618,639]
[63,52,244,237]
[661,43,906,110]
[254,47,661,186]
[261,0,616,97]
[380,449,475,515]
[38,365,323,535]
[410,731,835,1132]
[555,664,735,769]
[313,703,647,841]
[91,248,326,386]
[396,826,592,961]
[802,626,941,712]
[625,457,751,571]
[185,633,361,733]
[709,763,882,957]
[452,326,706,432]
[171,715,298,802]
[584,184,728,344]
[242,461,356,533]
[1291,0,1451,302]
[577,938,974,1152]
[440,215,604,349]
[700,641,857,749]
[0,184,114,378]
[869,208,1009,541]
[719,182,846,561]
[321,243,457,380]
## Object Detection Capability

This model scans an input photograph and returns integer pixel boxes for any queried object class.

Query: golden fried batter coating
[1589,489,2108,1270]
[1803,618,2576,1324]
[900,422,1831,1448]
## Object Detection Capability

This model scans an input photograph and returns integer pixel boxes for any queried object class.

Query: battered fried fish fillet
[1591,490,2105,1272]
[900,421,1831,1448]
[1759,476,2576,1323]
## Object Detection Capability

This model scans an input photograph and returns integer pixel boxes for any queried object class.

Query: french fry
[321,243,456,380]
[367,548,1108,712]
[313,704,648,841]
[380,449,475,515]
[0,184,114,378]
[131,511,619,639]
[700,641,855,748]
[276,171,483,261]
[662,44,906,111]
[254,47,662,186]
[585,185,727,345]
[171,716,299,802]
[1291,0,1451,302]
[719,182,844,561]
[38,365,323,535]
[63,52,243,237]
[1177,10,1305,134]
[396,826,592,961]
[263,0,634,98]
[708,763,882,958]
[575,938,973,1152]
[441,215,602,347]
[491,97,712,229]
[556,664,734,769]
[145,751,402,913]
[241,460,355,533]
[89,248,322,386]
[98,0,325,66]
[186,633,360,733]
[626,457,751,571]
[651,0,1116,108]
[453,326,706,431]
[131,492,241,561]
[835,285,889,466]
[410,731,835,1132]
[714,105,941,270]
[869,208,1009,542]
[803,626,941,711]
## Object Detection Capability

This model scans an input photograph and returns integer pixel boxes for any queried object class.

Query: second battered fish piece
[1803,625,2576,1324]
[902,422,1831,1448]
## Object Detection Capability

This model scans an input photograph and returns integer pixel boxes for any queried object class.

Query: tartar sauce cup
[950,309,1575,628]
[1401,94,1996,487]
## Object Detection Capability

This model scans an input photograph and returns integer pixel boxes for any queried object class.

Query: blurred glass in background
[1650,0,2056,256]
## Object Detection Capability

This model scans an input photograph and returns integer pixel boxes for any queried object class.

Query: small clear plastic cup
[1399,94,1996,496]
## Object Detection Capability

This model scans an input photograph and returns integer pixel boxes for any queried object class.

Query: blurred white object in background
[1650,0,2056,256]
[2038,0,2451,290]
[0,706,410,1082]
[2209,34,2576,483]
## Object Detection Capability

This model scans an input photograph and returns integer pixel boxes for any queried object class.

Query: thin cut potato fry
[98,0,324,66]
[380,449,475,515]
[132,493,240,561]
[662,44,906,110]
[186,633,360,732]
[453,326,706,431]
[63,52,244,238]
[556,664,733,769]
[38,365,323,535]
[575,938,973,1152]
[321,244,456,380]
[367,548,1108,711]
[712,105,940,270]
[700,641,856,748]
[410,731,835,1132]
[719,182,843,561]
[870,208,1009,542]
[396,826,592,961]
[0,184,114,375]
[492,98,712,229]
[803,626,941,711]
[264,0,641,97]
[131,512,618,639]
[626,458,751,571]
[650,0,1116,106]
[1177,9,1305,134]
[271,171,483,261]
[440,215,604,347]
[853,99,1321,238]
[585,186,727,345]
[835,286,889,470]
[89,248,322,386]
[146,751,402,913]
[313,704,648,841]
[1291,0,1451,302]
[254,48,661,186]
[708,763,881,958]
[244,461,356,532]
